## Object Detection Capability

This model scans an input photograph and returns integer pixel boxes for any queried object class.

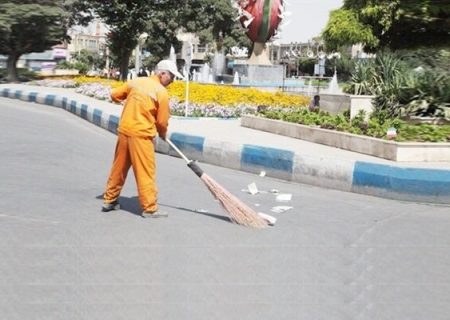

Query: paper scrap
[276,193,292,202]
[270,189,279,194]
[254,203,261,207]
[259,171,266,177]
[247,182,259,195]
[271,206,293,213]
[196,209,209,213]
[258,212,277,226]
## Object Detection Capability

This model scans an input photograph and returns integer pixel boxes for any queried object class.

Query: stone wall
[319,93,374,119]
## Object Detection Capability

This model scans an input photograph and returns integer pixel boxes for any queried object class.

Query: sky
[277,0,343,43]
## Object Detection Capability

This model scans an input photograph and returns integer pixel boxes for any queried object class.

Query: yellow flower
[71,76,309,108]
[167,81,309,108]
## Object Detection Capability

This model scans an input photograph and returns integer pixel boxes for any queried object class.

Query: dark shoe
[141,210,168,218]
[102,200,120,212]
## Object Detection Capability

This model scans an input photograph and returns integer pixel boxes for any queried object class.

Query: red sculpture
[238,0,284,43]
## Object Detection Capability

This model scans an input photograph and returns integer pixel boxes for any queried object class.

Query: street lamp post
[185,42,192,117]
[135,32,148,76]
[313,51,326,94]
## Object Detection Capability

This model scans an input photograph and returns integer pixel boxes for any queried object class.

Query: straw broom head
[165,138,268,229]
[189,162,268,229]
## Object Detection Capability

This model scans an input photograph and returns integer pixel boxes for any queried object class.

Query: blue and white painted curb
[2,86,449,204]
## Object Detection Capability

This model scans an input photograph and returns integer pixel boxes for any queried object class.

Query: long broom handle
[165,138,191,163]
[165,137,204,178]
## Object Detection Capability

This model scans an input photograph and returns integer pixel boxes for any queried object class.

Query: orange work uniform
[103,75,170,212]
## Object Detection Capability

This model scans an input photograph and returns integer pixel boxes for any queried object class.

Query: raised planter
[241,115,450,162]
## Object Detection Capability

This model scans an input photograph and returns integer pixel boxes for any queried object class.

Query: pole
[185,67,190,117]
[184,42,193,117]
[135,44,140,77]
[105,47,110,79]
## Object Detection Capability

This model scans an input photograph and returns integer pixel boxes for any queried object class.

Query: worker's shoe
[102,200,120,212]
[141,210,168,218]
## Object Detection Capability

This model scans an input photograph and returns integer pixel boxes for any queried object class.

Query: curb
[2,86,449,204]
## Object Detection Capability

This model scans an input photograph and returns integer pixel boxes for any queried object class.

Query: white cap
[156,60,184,79]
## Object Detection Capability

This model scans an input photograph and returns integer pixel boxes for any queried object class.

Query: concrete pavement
[1,83,449,204]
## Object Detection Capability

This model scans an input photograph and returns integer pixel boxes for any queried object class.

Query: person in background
[309,95,320,112]
[138,68,147,77]
[102,60,183,218]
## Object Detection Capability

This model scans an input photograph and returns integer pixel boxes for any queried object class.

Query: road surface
[1,98,449,320]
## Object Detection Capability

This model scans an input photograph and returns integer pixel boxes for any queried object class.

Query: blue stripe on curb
[80,104,88,120]
[28,92,38,102]
[62,97,68,109]
[241,145,294,173]
[70,100,77,114]
[108,115,119,133]
[1,88,10,97]
[45,94,56,105]
[93,109,102,126]
[170,133,204,153]
[353,161,450,196]
[14,90,22,99]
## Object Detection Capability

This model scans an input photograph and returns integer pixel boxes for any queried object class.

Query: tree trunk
[119,50,132,81]
[6,53,20,83]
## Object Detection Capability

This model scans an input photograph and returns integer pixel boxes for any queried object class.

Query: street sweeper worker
[102,59,183,218]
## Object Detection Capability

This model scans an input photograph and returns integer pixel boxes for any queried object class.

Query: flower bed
[29,77,310,118]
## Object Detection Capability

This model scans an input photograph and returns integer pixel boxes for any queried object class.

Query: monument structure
[233,0,286,86]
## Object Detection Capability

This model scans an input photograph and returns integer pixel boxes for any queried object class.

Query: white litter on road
[271,206,293,213]
[258,212,277,226]
[270,189,279,194]
[259,171,266,177]
[276,193,292,202]
[247,182,259,195]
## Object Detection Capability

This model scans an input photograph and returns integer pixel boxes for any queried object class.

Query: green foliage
[345,51,450,119]
[0,0,81,81]
[181,0,248,53]
[297,58,316,76]
[322,9,378,52]
[73,62,89,75]
[258,108,450,142]
[0,68,38,81]
[327,50,355,81]
[371,53,410,118]
[323,0,450,52]
[76,0,180,79]
[78,0,245,79]
[71,49,105,70]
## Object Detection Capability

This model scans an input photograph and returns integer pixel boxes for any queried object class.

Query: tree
[322,0,450,52]
[78,0,247,80]
[76,0,181,80]
[140,0,249,69]
[180,0,250,53]
[0,0,84,82]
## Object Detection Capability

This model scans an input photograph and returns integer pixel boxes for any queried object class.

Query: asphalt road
[1,98,450,320]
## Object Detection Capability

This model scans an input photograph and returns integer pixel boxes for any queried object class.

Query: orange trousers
[103,133,158,212]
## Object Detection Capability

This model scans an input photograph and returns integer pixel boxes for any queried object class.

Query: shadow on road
[160,203,232,224]
[95,194,231,223]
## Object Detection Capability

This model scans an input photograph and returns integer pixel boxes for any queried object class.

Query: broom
[166,138,268,229]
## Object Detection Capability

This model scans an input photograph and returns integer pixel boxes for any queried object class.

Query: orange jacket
[111,75,170,138]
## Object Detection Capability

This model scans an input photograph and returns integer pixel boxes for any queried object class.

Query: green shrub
[345,50,450,120]
[0,68,38,81]
[258,108,450,142]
